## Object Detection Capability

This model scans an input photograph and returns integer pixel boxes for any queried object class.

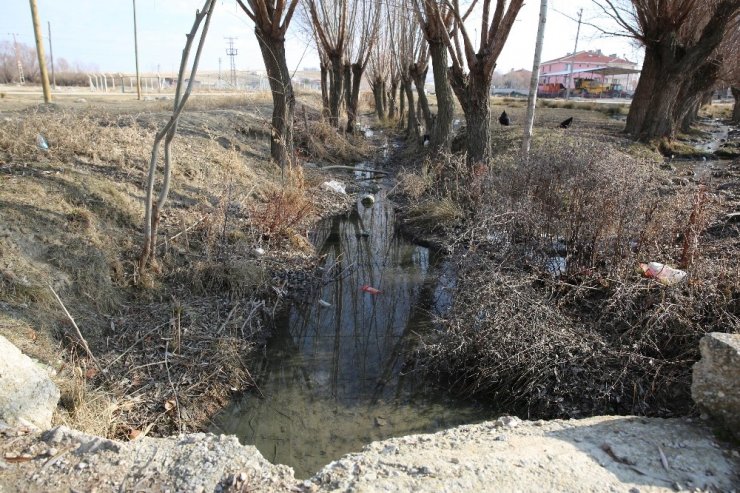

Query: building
[539,50,639,93]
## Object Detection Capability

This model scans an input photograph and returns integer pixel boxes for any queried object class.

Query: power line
[225,36,238,87]
[7,33,24,84]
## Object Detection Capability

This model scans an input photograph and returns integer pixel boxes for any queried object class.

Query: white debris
[321,180,347,195]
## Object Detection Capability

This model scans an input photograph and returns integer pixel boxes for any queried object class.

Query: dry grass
[408,126,739,419]
[0,97,353,438]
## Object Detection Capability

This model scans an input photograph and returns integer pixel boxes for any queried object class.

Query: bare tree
[444,0,526,164]
[521,0,548,159]
[411,0,455,150]
[236,0,300,170]
[140,0,216,270]
[594,0,740,140]
[366,36,390,119]
[344,0,382,133]
[307,0,350,127]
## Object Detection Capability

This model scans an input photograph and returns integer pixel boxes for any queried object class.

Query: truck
[574,78,629,98]
[537,82,566,98]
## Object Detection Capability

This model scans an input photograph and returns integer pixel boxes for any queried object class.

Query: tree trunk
[625,45,658,136]
[346,63,364,133]
[383,80,398,120]
[398,83,406,124]
[384,80,393,119]
[328,53,344,127]
[429,40,454,151]
[372,77,385,120]
[675,59,721,133]
[411,64,433,132]
[343,63,352,128]
[732,87,740,124]
[449,65,492,165]
[403,79,419,141]
[257,31,295,170]
[320,61,330,119]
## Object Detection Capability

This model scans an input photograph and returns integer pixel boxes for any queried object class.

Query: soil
[2,88,738,490]
[1,416,737,492]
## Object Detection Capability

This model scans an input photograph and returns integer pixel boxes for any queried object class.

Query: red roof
[542,50,635,66]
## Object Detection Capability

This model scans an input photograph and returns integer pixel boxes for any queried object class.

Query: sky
[1,0,643,76]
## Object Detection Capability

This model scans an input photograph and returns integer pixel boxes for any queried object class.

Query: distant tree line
[0,40,95,86]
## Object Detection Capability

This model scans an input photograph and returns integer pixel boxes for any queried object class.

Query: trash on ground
[639,262,687,286]
[317,299,332,308]
[36,134,49,151]
[361,285,382,295]
[360,194,375,207]
[364,129,374,138]
[321,180,347,195]
[254,247,265,256]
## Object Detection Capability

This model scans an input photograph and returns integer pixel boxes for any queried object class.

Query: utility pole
[564,8,583,101]
[47,21,56,89]
[29,0,52,103]
[218,57,222,82]
[8,33,25,84]
[521,0,548,159]
[225,37,238,87]
[133,0,142,100]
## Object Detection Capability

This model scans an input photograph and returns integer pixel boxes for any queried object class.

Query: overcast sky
[2,0,643,76]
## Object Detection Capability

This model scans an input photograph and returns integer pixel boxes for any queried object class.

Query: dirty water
[212,160,489,478]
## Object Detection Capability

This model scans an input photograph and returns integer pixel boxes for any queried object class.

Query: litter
[321,180,347,195]
[639,262,687,286]
[254,247,265,256]
[361,285,382,295]
[360,194,375,207]
[36,134,49,150]
[364,129,374,138]
[317,299,332,308]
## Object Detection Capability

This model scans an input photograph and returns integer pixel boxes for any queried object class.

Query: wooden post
[29,0,52,103]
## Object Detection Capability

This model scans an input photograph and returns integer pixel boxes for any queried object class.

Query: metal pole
[564,8,582,101]
[133,0,142,100]
[47,21,56,89]
[29,0,52,103]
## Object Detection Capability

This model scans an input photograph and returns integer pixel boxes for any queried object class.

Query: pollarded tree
[236,0,300,171]
[594,0,740,141]
[443,0,526,165]
[411,0,455,151]
[343,0,382,133]
[307,0,350,128]
[366,30,391,120]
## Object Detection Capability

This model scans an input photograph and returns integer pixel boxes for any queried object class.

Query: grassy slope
[0,91,363,438]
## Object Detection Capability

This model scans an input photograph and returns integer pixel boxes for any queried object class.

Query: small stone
[495,434,508,442]
[239,472,248,482]
[374,416,387,427]
[46,447,58,456]
[77,462,88,470]
[449,457,460,464]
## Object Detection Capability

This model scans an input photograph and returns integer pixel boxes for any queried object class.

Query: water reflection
[213,185,487,478]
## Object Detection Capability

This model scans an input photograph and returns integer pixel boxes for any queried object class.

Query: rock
[691,332,740,439]
[0,336,60,430]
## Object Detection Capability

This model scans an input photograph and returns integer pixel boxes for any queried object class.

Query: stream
[212,158,489,478]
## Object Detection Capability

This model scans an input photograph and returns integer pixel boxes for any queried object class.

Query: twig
[48,284,100,369]
[164,341,182,434]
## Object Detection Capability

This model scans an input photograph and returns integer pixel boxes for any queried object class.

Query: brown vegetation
[400,114,739,419]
